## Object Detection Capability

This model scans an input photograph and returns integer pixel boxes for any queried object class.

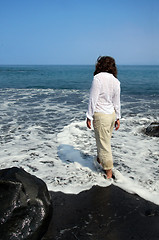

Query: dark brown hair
[94,56,117,78]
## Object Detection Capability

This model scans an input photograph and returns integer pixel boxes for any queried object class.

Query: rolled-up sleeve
[86,76,100,120]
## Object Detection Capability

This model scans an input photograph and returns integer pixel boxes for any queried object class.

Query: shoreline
[42,185,159,240]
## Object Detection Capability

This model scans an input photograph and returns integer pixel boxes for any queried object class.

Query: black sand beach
[42,185,159,240]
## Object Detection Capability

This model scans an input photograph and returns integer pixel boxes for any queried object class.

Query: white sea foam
[0,89,159,205]
[56,118,159,205]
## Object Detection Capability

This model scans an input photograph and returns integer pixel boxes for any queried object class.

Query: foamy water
[0,89,159,205]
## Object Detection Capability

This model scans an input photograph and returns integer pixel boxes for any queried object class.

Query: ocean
[0,65,159,205]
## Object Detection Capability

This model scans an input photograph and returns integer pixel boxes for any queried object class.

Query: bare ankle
[106,169,112,179]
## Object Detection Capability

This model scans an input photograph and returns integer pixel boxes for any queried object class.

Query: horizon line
[0,63,159,66]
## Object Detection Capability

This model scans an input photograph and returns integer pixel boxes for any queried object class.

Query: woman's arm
[115,119,120,131]
[86,118,92,129]
[113,81,121,120]
[86,76,101,121]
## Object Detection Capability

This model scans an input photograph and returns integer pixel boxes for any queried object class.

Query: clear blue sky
[0,0,159,65]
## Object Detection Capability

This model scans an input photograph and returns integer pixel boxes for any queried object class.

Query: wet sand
[42,185,159,240]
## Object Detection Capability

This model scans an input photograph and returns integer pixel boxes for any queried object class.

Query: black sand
[42,185,159,240]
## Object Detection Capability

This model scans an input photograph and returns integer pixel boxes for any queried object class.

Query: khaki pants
[93,112,116,170]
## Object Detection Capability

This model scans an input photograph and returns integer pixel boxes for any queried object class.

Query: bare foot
[106,169,112,179]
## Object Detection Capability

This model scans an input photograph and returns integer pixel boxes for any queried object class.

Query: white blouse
[86,72,121,120]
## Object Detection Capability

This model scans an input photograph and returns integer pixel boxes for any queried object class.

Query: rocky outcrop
[43,185,159,240]
[145,122,159,137]
[0,167,52,240]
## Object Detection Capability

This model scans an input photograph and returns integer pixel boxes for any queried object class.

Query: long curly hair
[94,56,117,78]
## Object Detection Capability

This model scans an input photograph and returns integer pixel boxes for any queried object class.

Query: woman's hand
[115,119,120,131]
[86,118,91,129]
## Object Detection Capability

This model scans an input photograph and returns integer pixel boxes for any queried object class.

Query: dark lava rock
[145,122,159,137]
[43,185,159,240]
[0,167,52,240]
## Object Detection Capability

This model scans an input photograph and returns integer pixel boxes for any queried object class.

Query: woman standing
[86,56,121,179]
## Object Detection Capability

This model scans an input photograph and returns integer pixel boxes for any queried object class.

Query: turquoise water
[0,65,159,96]
[0,65,93,90]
